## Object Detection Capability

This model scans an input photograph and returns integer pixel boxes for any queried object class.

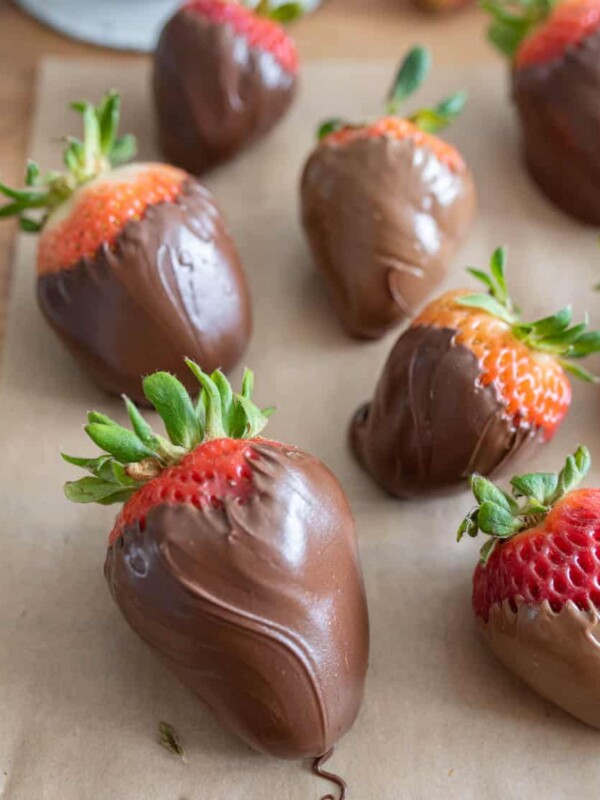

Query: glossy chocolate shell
[37,179,251,404]
[105,443,370,758]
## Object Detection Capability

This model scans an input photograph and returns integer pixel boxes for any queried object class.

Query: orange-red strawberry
[0,91,251,403]
[63,363,369,772]
[458,447,600,729]
[301,46,476,340]
[37,163,185,275]
[154,0,300,174]
[350,248,600,498]
[484,0,600,223]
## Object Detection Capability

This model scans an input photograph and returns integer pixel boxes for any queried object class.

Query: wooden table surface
[0,0,493,349]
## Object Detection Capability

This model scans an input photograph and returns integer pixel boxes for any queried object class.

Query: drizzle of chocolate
[153,6,297,175]
[312,749,348,800]
[37,179,251,404]
[105,443,370,759]
[301,134,476,339]
[513,28,600,224]
[350,325,543,497]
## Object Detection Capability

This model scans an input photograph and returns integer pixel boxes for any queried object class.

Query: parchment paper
[2,58,600,800]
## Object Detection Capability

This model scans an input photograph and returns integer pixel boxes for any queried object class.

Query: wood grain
[0,0,494,351]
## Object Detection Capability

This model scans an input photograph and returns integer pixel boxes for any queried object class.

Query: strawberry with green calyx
[0,91,136,235]
[458,446,600,730]
[350,247,600,498]
[483,0,600,224]
[0,91,251,404]
[63,360,369,769]
[301,46,476,339]
[154,0,301,175]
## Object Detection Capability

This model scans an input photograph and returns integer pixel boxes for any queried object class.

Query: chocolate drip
[301,136,476,339]
[350,325,542,497]
[513,29,600,224]
[37,178,251,403]
[153,7,297,175]
[312,749,348,800]
[105,443,369,759]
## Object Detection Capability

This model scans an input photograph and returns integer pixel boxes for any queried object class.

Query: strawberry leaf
[110,135,137,167]
[457,508,479,541]
[63,360,274,507]
[317,118,345,140]
[268,2,303,22]
[479,537,499,565]
[481,0,556,60]
[458,446,591,560]
[456,293,516,325]
[85,422,157,463]
[388,46,431,114]
[63,476,136,505]
[510,472,557,504]
[0,91,134,231]
[184,360,226,439]
[471,474,516,512]
[409,91,468,134]
[142,372,201,450]
[477,501,523,537]
[25,160,40,186]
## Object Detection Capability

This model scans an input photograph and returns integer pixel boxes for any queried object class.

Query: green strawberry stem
[458,446,591,564]
[0,90,137,234]
[254,0,304,22]
[481,0,557,59]
[62,361,273,506]
[316,46,468,139]
[458,247,600,382]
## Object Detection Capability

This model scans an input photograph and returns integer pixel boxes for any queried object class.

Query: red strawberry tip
[0,90,136,235]
[316,46,467,141]
[62,360,273,507]
[457,445,592,563]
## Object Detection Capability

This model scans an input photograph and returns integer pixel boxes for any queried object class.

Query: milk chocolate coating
[513,30,600,224]
[350,326,542,497]
[480,600,600,729]
[300,136,476,339]
[153,7,297,175]
[37,179,251,404]
[105,443,370,759]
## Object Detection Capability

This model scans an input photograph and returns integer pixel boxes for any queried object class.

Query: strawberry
[484,0,600,223]
[458,446,600,729]
[154,0,301,175]
[350,247,600,497]
[300,46,476,339]
[0,91,251,403]
[63,362,369,768]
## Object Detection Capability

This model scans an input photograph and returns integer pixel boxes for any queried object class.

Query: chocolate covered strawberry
[63,362,369,774]
[300,46,476,340]
[458,446,600,729]
[484,0,600,223]
[154,0,301,174]
[0,92,251,403]
[351,247,600,497]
